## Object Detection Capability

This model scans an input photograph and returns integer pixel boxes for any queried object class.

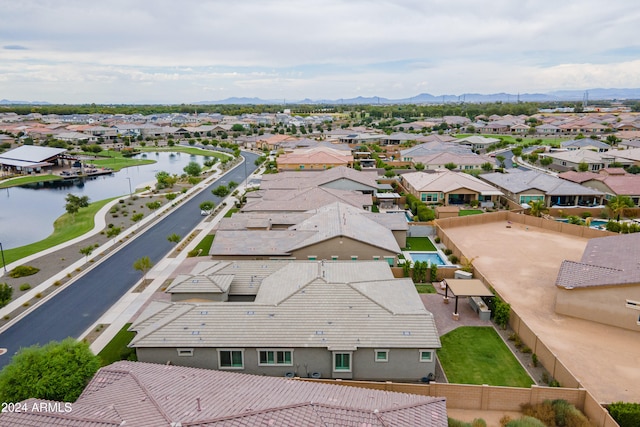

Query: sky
[1,0,640,104]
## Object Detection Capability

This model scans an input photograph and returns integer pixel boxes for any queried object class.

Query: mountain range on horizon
[2,88,640,106]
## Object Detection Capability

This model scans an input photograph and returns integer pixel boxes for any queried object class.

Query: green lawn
[0,174,63,189]
[97,323,137,366]
[3,197,116,264]
[87,151,155,171]
[191,234,215,256]
[415,283,436,294]
[224,208,239,218]
[459,209,483,216]
[438,326,534,387]
[140,146,232,160]
[404,237,437,251]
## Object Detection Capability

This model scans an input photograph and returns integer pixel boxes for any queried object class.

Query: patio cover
[444,279,494,297]
[443,278,494,316]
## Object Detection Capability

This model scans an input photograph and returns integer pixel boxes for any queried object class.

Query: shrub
[434,236,441,244]
[521,401,555,427]
[531,353,538,367]
[505,416,546,427]
[19,283,31,291]
[35,293,42,298]
[449,255,459,264]
[443,248,453,255]
[9,265,40,278]
[549,379,561,387]
[521,345,532,354]
[608,402,640,427]
[165,193,177,201]
[493,296,511,329]
[0,283,13,308]
[580,211,592,219]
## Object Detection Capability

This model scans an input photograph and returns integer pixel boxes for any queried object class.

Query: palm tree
[528,199,549,218]
[607,195,634,221]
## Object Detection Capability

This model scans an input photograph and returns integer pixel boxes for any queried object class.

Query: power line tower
[582,91,589,109]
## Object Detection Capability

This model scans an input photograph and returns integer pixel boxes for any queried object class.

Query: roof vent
[191,331,200,335]
[402,331,411,336]
[246,311,255,315]
[315,330,324,335]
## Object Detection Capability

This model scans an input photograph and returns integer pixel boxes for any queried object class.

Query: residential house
[455,135,500,152]
[0,360,447,426]
[559,169,640,206]
[560,139,610,152]
[276,146,354,171]
[401,170,503,206]
[556,233,640,331]
[539,148,632,172]
[210,202,407,264]
[242,186,373,212]
[409,152,495,171]
[535,123,561,135]
[259,166,380,194]
[480,169,604,207]
[400,141,473,162]
[130,260,441,381]
[380,132,418,145]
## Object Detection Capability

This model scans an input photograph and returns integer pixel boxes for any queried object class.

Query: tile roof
[241,186,372,212]
[556,233,640,288]
[259,166,379,190]
[211,202,403,256]
[0,361,447,427]
[130,262,440,350]
[481,170,603,196]
[403,170,503,195]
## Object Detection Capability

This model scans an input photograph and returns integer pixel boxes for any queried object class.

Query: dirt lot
[442,220,640,403]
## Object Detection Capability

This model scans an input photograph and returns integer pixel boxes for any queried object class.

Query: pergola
[443,278,494,319]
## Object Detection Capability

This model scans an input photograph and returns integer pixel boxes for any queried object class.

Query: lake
[0,151,213,249]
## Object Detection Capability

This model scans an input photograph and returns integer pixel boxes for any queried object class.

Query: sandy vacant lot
[443,220,640,403]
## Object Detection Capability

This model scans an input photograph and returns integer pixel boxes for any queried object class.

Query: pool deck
[441,220,640,403]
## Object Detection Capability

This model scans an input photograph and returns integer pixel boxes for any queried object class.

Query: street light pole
[0,242,7,274]
[126,177,132,197]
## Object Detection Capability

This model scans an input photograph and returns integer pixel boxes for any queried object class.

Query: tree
[414,162,425,171]
[444,162,457,170]
[540,157,553,167]
[231,124,245,132]
[528,199,549,218]
[577,161,589,172]
[167,233,181,244]
[199,200,215,213]
[0,338,100,402]
[183,161,202,177]
[65,194,90,219]
[481,162,494,172]
[212,185,230,197]
[132,212,144,224]
[79,245,95,261]
[133,256,153,280]
[0,283,13,308]
[495,155,506,168]
[228,180,238,189]
[607,195,634,221]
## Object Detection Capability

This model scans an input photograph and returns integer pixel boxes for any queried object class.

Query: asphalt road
[0,151,260,368]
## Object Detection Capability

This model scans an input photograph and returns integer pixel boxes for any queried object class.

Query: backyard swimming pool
[406,251,448,266]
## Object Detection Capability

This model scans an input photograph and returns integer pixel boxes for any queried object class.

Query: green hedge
[608,402,640,427]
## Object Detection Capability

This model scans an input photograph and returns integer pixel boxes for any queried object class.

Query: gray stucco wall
[135,346,437,382]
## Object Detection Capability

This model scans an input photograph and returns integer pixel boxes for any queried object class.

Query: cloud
[1,0,639,103]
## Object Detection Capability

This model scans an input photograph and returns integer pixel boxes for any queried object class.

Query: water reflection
[0,152,208,249]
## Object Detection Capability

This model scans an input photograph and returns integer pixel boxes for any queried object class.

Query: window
[626,300,640,310]
[421,193,438,202]
[419,350,433,362]
[351,256,358,261]
[177,348,193,357]
[375,349,388,362]
[519,195,544,204]
[218,349,244,369]
[331,255,338,260]
[299,165,305,169]
[334,352,352,372]
[258,350,293,366]
[307,256,317,261]
[384,256,395,266]
[372,256,380,260]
